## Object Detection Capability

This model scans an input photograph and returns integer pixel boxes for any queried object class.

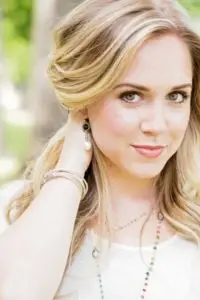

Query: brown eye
[119,91,141,103]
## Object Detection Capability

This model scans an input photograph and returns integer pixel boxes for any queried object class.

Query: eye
[167,91,189,103]
[119,91,142,103]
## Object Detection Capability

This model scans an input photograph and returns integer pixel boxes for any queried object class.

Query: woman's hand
[56,110,93,177]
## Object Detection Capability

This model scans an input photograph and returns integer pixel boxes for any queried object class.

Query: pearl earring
[83,119,92,150]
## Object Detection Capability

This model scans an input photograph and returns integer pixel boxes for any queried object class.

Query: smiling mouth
[132,145,166,158]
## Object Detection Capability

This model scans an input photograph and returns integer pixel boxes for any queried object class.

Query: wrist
[55,161,87,178]
[42,169,88,199]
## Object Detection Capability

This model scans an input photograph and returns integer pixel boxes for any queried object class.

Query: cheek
[88,100,140,154]
[89,100,135,140]
[169,109,190,141]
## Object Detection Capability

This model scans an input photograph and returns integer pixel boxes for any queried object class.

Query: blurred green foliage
[180,0,200,16]
[3,0,33,84]
[2,0,200,85]
[4,116,31,160]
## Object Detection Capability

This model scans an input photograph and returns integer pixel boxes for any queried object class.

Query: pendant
[157,211,164,221]
[92,247,100,259]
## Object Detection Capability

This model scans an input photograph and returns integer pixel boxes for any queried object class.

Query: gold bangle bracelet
[42,169,88,199]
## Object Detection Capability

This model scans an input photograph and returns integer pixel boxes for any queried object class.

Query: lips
[132,145,166,158]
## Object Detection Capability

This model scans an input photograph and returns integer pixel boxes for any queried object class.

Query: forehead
[120,34,193,88]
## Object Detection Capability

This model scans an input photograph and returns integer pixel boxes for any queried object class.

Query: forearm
[0,178,81,300]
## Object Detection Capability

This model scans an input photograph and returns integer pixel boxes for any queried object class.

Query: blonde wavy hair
[7,0,200,260]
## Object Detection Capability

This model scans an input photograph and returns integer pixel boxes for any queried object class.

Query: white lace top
[1,181,200,300]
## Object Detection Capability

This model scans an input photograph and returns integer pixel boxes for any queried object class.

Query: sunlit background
[0,0,200,186]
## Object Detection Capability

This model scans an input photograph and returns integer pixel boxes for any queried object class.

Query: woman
[1,0,200,299]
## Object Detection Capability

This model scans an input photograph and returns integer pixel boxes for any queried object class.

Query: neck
[104,162,157,222]
[92,161,175,246]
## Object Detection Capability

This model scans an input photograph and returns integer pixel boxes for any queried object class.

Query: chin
[124,162,166,179]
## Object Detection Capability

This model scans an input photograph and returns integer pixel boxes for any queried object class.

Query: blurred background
[0,0,200,186]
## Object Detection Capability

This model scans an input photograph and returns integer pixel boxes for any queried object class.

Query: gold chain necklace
[106,208,153,232]
[111,211,148,231]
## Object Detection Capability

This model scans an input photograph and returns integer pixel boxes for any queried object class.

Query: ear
[80,108,88,119]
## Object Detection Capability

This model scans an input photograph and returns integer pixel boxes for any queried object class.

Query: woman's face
[87,34,193,179]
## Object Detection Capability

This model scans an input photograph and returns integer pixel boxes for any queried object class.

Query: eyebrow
[114,83,193,92]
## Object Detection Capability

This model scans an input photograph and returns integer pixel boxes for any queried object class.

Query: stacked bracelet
[42,169,88,199]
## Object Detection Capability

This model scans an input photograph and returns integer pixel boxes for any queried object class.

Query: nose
[140,101,167,136]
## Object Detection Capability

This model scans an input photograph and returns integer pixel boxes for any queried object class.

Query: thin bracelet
[42,169,88,199]
[47,169,88,195]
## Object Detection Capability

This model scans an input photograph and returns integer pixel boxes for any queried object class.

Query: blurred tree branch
[27,0,82,156]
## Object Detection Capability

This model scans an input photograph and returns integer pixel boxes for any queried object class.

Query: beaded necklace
[92,211,164,299]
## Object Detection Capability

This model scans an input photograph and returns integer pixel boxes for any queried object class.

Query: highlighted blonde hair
[7,0,200,261]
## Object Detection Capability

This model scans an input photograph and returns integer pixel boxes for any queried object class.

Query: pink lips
[132,145,166,158]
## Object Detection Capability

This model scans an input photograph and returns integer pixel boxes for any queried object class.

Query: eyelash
[167,91,189,103]
[119,90,190,104]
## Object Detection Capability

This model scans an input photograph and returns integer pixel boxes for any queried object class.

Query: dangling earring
[83,119,92,150]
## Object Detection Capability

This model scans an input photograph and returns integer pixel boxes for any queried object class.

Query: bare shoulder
[0,180,28,234]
